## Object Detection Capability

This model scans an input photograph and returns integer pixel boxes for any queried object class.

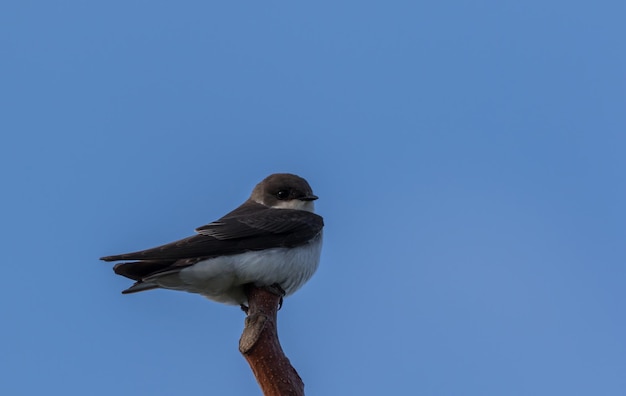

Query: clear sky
[1,1,625,395]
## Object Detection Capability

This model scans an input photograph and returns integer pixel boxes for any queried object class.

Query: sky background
[1,1,625,395]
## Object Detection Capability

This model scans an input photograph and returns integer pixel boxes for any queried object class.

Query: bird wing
[100,208,323,262]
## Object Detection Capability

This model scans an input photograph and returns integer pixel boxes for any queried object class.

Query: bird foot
[265,283,285,310]
[240,283,286,315]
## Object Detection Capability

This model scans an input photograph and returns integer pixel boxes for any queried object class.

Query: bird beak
[300,194,319,201]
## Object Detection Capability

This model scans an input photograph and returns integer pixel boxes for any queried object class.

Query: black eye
[276,190,290,200]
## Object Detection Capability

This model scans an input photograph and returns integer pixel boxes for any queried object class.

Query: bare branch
[239,285,305,396]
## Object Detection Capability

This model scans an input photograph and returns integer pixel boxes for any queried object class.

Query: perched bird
[101,173,323,308]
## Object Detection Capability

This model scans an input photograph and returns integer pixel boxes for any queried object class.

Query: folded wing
[101,206,324,293]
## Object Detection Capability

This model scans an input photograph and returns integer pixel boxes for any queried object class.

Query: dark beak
[300,194,319,201]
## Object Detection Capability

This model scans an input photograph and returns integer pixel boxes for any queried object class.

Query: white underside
[143,232,322,305]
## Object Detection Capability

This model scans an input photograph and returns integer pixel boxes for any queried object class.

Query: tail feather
[105,255,198,295]
[113,260,175,281]
[111,260,180,295]
[121,282,160,294]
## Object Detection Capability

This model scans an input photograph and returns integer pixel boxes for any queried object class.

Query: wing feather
[101,208,323,262]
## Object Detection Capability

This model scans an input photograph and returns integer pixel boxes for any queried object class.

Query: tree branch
[239,285,305,396]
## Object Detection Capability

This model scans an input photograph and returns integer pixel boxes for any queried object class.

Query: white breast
[171,232,323,305]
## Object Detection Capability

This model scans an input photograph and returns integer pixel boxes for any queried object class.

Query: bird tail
[111,260,178,295]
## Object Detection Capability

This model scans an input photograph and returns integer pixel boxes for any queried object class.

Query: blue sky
[1,1,625,395]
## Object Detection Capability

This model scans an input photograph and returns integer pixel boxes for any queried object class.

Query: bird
[100,173,323,309]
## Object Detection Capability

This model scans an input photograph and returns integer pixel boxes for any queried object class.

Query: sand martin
[101,173,323,307]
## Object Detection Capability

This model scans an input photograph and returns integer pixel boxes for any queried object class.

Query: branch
[239,285,304,396]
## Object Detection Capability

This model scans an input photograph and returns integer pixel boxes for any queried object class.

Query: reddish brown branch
[239,285,304,396]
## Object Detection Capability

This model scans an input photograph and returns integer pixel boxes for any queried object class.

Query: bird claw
[265,283,285,310]
[240,283,285,314]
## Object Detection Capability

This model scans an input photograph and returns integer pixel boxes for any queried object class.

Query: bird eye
[276,190,290,200]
